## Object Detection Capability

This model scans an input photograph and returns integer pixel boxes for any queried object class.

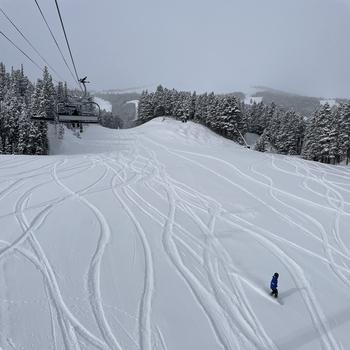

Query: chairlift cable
[33,0,80,89]
[0,29,59,83]
[53,0,82,91]
[0,6,65,82]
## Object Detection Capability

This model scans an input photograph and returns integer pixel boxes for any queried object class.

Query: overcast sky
[1,0,350,97]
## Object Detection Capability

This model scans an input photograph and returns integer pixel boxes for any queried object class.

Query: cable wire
[53,0,81,89]
[0,6,64,81]
[33,0,80,89]
[0,29,59,83]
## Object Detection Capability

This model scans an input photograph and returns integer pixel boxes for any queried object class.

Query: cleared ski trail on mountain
[0,118,349,350]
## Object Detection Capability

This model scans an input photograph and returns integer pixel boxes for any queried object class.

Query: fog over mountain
[1,0,349,97]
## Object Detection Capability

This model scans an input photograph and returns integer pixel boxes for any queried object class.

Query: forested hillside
[250,88,322,117]
[139,86,350,164]
[0,63,61,155]
[2,63,350,165]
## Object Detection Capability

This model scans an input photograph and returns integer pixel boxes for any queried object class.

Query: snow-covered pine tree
[276,110,304,155]
[63,82,68,101]
[30,67,56,154]
[0,62,64,155]
[302,104,334,162]
[0,62,8,102]
[171,92,180,119]
[182,92,195,122]
[317,103,334,163]
[194,93,207,123]
[17,105,31,154]
[339,102,350,164]
[169,89,180,117]
[153,85,166,117]
[231,96,247,142]
[138,90,147,119]
[174,92,186,120]
[26,121,42,155]
[302,110,319,161]
[327,107,342,164]
[215,96,238,139]
[57,82,65,103]
[1,82,21,153]
[247,101,265,134]
[254,131,269,152]
[206,93,219,129]
[162,88,172,116]
[40,67,56,120]
[263,102,276,132]
[265,107,281,147]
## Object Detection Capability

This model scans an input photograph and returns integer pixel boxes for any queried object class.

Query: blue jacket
[270,276,278,290]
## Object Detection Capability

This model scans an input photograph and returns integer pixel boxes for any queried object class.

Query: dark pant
[271,288,278,297]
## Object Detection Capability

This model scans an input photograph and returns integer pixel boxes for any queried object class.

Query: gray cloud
[0,0,349,98]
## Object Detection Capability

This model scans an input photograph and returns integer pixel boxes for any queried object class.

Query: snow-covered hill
[1,118,350,350]
[126,100,139,120]
[320,99,338,107]
[94,97,113,113]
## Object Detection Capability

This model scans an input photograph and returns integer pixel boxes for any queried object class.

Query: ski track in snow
[136,146,277,349]
[0,120,349,349]
[141,134,344,350]
[102,143,276,349]
[0,158,112,350]
[52,159,123,350]
[99,151,155,350]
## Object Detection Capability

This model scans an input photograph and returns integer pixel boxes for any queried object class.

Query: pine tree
[247,101,265,134]
[40,67,56,120]
[0,62,7,102]
[302,111,320,161]
[194,93,207,123]
[138,90,154,119]
[302,104,333,162]
[153,85,166,116]
[254,131,269,152]
[57,81,65,103]
[0,62,57,155]
[318,103,333,163]
[27,122,41,155]
[17,107,30,154]
[1,83,21,153]
[206,93,218,128]
[182,92,195,122]
[339,103,350,164]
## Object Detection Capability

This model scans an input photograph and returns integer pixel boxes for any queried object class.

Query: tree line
[138,86,350,164]
[0,62,67,155]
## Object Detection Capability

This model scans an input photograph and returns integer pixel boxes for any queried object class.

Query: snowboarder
[270,272,279,298]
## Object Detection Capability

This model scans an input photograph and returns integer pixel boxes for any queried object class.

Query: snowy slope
[126,100,139,120]
[244,96,263,105]
[320,99,338,107]
[245,132,260,148]
[1,118,350,350]
[94,97,113,112]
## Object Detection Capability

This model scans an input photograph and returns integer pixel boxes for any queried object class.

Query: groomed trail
[1,118,350,350]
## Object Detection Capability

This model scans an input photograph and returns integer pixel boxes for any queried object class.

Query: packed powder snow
[0,118,349,349]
